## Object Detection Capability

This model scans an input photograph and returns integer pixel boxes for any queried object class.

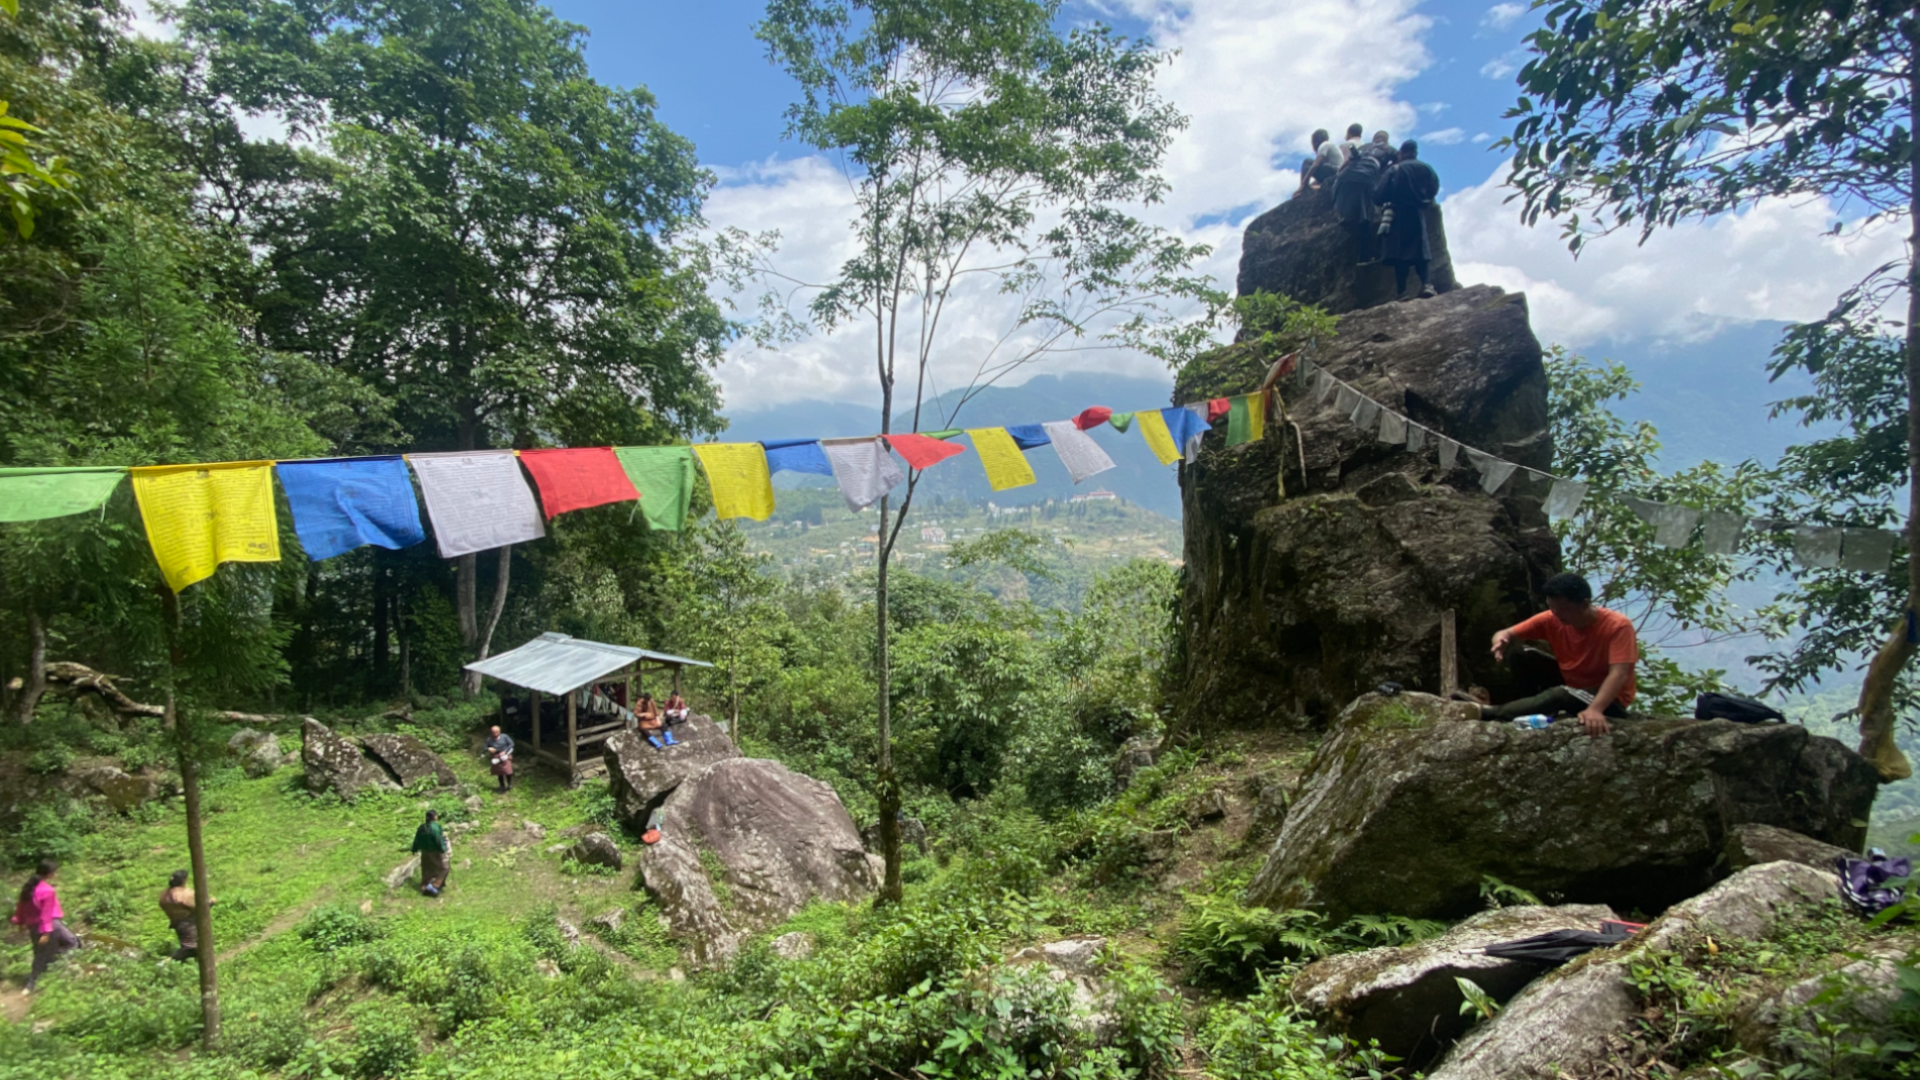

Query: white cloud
[1471,132,1492,143]
[1443,160,1905,348]
[1480,55,1516,79]
[1423,127,1466,145]
[1481,3,1526,31]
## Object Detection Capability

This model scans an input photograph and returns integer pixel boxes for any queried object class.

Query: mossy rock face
[1175,282,1558,734]
[1245,707,1876,923]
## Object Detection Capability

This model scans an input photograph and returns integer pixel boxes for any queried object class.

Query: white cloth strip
[1041,420,1117,485]
[1841,527,1899,573]
[1543,478,1588,519]
[1698,510,1746,556]
[1465,448,1517,495]
[1793,524,1843,569]
[408,451,547,558]
[820,437,905,512]
[1377,410,1407,445]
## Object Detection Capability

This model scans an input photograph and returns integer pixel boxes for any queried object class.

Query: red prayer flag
[1207,398,1231,422]
[886,433,968,471]
[1073,406,1112,431]
[517,448,639,518]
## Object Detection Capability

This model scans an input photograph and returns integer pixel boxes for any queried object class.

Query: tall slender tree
[1500,0,1920,778]
[755,0,1220,900]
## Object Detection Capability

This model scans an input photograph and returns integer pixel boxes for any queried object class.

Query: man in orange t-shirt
[1475,572,1637,736]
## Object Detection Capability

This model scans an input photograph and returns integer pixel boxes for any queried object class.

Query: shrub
[11,800,88,866]
[296,903,383,951]
[220,986,311,1069]
[1200,976,1396,1080]
[350,1001,421,1079]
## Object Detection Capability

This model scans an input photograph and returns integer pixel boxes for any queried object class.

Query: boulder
[589,907,626,934]
[301,718,398,800]
[1738,948,1914,1055]
[1723,822,1855,875]
[358,732,456,789]
[637,757,877,965]
[860,816,929,855]
[603,718,740,827]
[1430,862,1841,1080]
[1290,904,1618,1070]
[769,931,815,960]
[1005,935,1117,1039]
[74,764,167,812]
[1174,286,1559,731]
[1236,188,1458,316]
[1246,695,1876,922]
[568,832,622,871]
[385,855,421,890]
[228,730,285,779]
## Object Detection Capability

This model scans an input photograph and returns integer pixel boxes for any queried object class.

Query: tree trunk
[1854,32,1920,783]
[174,692,220,1048]
[372,556,391,695]
[15,610,46,725]
[461,545,511,698]
[874,495,904,905]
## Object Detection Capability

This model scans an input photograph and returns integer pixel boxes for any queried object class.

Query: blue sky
[539,0,1901,415]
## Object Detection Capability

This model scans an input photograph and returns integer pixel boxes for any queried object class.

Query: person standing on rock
[158,869,213,963]
[485,725,514,793]
[1373,139,1441,300]
[11,859,76,994]
[412,809,450,896]
[1334,130,1394,262]
[1471,572,1636,736]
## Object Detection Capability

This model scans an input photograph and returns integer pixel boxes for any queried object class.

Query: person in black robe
[1373,139,1441,299]
[1334,131,1395,262]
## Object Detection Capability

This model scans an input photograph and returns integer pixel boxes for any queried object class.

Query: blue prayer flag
[759,438,834,476]
[276,457,426,561]
[1006,424,1051,451]
[1161,407,1206,456]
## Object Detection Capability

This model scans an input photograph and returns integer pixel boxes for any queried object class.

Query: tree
[661,520,785,739]
[178,0,731,694]
[755,0,1219,903]
[1501,0,1920,778]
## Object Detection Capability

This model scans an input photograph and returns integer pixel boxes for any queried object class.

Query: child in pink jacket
[11,860,77,993]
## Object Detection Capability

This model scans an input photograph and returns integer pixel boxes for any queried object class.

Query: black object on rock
[1694,692,1785,724]
[1475,921,1636,967]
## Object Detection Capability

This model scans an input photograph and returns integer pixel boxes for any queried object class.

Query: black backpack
[1694,692,1785,724]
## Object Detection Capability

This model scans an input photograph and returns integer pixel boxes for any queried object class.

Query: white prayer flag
[1041,420,1117,484]
[1377,410,1407,445]
[1315,370,1338,406]
[820,437,905,512]
[1841,527,1899,573]
[1622,496,1699,548]
[1333,384,1360,416]
[1464,449,1517,495]
[1352,398,1381,431]
[1438,438,1462,470]
[1184,403,1210,463]
[1405,425,1427,453]
[1698,511,1746,556]
[1793,525,1843,569]
[1543,478,1588,518]
[408,451,546,559]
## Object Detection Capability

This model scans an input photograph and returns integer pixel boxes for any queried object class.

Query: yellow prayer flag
[131,462,281,592]
[966,428,1037,491]
[1136,411,1182,466]
[692,443,776,521]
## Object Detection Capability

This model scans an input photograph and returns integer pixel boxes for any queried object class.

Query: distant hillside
[721,372,1186,518]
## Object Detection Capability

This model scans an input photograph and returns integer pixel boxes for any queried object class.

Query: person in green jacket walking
[412,809,450,896]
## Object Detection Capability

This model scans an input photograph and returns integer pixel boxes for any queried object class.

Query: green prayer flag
[0,467,127,523]
[1107,412,1135,433]
[612,446,695,532]
[923,429,962,440]
[1226,394,1266,447]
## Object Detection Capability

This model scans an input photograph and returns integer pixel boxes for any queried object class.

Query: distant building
[1069,489,1119,503]
[920,525,947,544]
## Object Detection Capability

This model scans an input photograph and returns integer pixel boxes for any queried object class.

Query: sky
[535,0,1905,419]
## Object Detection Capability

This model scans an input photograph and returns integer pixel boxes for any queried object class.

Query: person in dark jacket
[1334,131,1395,261]
[412,809,450,896]
[1372,139,1442,299]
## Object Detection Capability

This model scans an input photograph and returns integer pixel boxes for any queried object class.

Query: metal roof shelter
[464,632,712,781]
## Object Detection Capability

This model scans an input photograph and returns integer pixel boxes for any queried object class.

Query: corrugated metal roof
[464,632,712,695]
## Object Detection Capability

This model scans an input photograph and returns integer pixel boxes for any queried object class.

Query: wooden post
[531,690,541,754]
[672,664,683,697]
[566,689,577,776]
[1440,609,1459,698]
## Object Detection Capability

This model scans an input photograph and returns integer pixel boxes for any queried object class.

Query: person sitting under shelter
[1467,572,1637,736]
[663,691,689,726]
[636,693,677,749]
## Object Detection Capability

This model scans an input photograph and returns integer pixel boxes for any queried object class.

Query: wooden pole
[566,690,577,777]
[1440,609,1459,698]
[160,588,219,1047]
[531,690,541,754]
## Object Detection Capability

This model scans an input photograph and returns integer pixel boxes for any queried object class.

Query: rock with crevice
[1175,285,1560,732]
[1429,861,1842,1080]
[358,732,456,789]
[301,718,398,800]
[637,757,876,965]
[603,718,740,827]
[1722,822,1855,875]
[1290,904,1618,1070]
[1247,695,1876,922]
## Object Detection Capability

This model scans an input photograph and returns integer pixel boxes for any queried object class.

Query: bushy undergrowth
[1176,895,1446,991]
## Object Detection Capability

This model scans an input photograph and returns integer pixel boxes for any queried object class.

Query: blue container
[1511,714,1552,730]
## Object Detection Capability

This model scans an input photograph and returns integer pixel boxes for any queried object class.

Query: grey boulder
[227,730,286,778]
[637,757,876,965]
[301,718,398,800]
[1236,187,1458,316]
[1289,903,1619,1069]
[604,717,740,826]
[359,732,456,789]
[1723,822,1855,875]
[568,832,622,871]
[1429,861,1841,1080]
[1246,694,1876,922]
